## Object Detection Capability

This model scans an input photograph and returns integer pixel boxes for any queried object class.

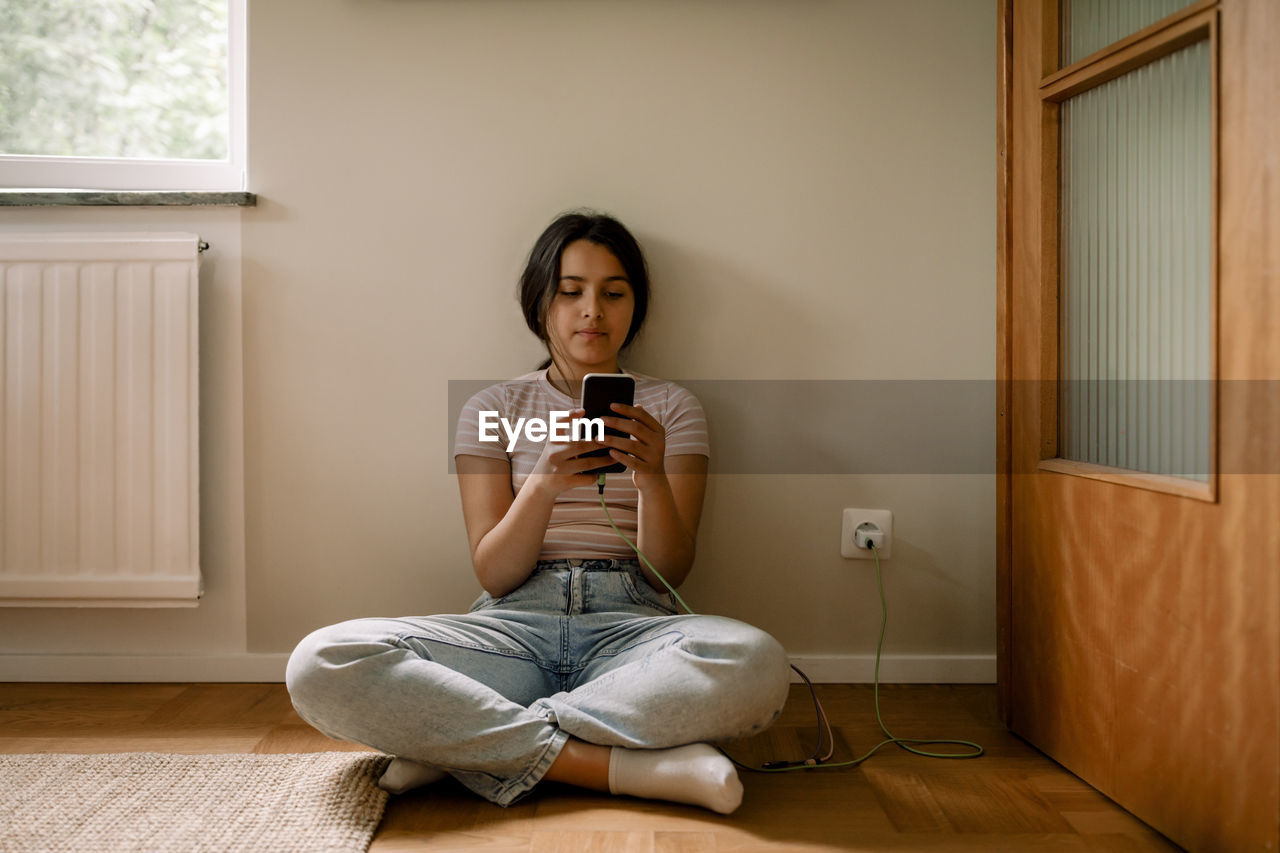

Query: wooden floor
[0,682,1179,852]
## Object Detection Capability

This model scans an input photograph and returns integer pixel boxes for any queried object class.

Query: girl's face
[546,239,635,379]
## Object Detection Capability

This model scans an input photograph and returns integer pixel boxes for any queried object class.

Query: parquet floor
[0,682,1179,851]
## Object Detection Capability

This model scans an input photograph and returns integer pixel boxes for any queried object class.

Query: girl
[286,211,792,814]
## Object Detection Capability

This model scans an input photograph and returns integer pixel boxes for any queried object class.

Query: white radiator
[0,233,201,607]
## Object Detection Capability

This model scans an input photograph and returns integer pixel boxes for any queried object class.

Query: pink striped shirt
[453,369,710,560]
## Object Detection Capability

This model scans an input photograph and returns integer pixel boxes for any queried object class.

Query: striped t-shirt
[453,369,710,559]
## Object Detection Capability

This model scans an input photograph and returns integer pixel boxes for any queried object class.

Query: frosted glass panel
[1062,0,1196,65]
[1060,40,1211,482]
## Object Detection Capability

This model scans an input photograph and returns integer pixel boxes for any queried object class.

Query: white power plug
[854,522,885,551]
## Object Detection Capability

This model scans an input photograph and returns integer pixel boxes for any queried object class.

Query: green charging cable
[596,472,983,770]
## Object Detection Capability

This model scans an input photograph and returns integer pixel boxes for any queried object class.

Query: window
[1060,0,1199,64]
[0,0,246,191]
[1060,40,1212,482]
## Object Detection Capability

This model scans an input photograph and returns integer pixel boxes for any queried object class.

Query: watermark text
[477,410,604,452]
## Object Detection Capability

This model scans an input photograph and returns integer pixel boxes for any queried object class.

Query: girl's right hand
[525,408,606,497]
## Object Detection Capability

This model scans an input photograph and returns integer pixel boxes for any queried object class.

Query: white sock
[607,743,744,814]
[377,757,448,794]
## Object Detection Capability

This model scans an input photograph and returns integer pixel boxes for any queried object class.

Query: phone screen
[580,373,635,475]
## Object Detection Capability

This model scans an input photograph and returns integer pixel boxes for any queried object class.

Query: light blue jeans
[285,558,792,806]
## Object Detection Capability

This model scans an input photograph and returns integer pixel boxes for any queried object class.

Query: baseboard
[787,654,996,684]
[0,653,292,682]
[0,652,995,684]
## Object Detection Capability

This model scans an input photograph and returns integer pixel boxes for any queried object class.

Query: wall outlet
[841,508,893,559]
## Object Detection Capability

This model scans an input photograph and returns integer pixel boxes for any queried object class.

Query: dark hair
[519,211,650,370]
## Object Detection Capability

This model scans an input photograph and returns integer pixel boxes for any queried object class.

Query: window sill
[0,190,256,207]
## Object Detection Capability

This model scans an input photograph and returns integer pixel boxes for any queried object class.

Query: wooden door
[999,1,1279,850]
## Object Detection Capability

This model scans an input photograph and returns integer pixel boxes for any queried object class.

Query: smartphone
[579,373,636,475]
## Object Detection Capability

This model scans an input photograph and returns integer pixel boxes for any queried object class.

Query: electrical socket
[841,508,892,559]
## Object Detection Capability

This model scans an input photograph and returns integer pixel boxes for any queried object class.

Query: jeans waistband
[534,558,640,572]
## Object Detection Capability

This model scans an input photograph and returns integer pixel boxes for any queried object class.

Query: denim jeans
[285,558,792,806]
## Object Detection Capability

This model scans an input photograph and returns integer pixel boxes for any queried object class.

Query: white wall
[0,0,996,681]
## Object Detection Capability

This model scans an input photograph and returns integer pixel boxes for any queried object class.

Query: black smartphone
[579,373,635,475]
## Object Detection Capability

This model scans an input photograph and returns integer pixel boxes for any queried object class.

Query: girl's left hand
[600,403,666,490]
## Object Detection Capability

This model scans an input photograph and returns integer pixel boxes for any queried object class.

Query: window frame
[1035,0,1220,502]
[0,0,247,192]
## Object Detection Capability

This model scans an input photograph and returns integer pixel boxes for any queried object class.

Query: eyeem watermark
[478,410,604,452]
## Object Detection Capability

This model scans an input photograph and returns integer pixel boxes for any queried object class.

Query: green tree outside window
[0,0,229,161]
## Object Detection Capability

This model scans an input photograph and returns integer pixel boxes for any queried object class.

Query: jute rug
[0,752,392,853]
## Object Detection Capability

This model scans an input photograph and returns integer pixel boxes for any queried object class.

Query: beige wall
[0,0,996,680]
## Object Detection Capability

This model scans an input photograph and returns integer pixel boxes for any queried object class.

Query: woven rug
[0,752,392,853]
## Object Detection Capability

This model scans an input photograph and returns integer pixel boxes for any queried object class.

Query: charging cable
[596,472,984,770]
